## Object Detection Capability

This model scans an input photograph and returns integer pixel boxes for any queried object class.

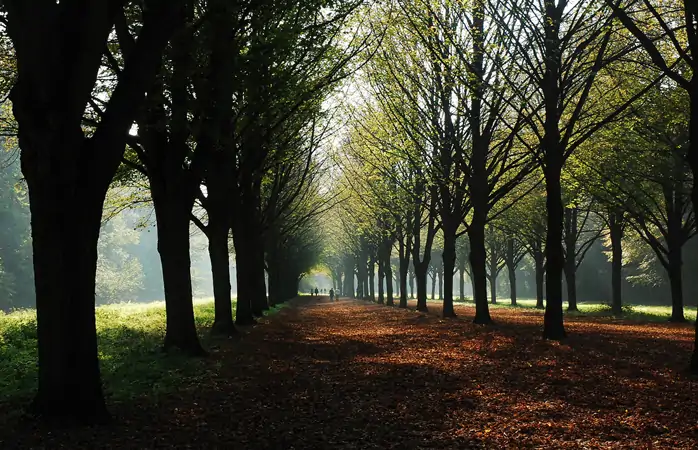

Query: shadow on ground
[1,296,696,449]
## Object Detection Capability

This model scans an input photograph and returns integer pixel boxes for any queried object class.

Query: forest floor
[1,296,697,449]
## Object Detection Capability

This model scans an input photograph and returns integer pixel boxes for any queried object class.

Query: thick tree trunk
[27,179,109,423]
[688,83,698,373]
[152,190,206,356]
[377,257,385,304]
[399,241,409,308]
[541,4,566,340]
[543,164,566,340]
[431,274,436,300]
[410,274,415,299]
[609,212,623,316]
[208,218,236,336]
[667,243,686,322]
[469,219,492,324]
[489,275,497,305]
[438,269,443,300]
[415,262,429,312]
[442,230,457,318]
[508,265,517,306]
[232,218,257,326]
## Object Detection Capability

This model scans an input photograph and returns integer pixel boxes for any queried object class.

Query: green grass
[0,298,285,411]
[424,296,698,322]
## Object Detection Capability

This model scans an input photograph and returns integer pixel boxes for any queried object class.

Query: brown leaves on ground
[2,297,697,449]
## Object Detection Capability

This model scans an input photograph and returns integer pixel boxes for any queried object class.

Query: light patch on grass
[0,298,231,407]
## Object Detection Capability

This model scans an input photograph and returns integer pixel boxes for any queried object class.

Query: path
[5,297,698,449]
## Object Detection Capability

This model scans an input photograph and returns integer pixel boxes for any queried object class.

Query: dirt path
[4,297,697,449]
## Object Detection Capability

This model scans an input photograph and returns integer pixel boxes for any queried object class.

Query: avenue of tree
[0,0,696,427]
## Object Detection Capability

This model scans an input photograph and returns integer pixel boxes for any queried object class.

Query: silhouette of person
[329,288,335,301]
[314,288,319,296]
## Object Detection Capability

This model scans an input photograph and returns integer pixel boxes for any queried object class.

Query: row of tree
[0,0,369,423]
[321,0,698,374]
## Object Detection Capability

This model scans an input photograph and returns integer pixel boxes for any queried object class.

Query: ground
[1,297,697,449]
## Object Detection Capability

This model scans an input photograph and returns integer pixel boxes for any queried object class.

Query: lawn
[419,296,698,322]
[0,298,284,424]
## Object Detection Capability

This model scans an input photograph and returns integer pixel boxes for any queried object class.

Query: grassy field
[421,296,698,322]
[0,298,283,417]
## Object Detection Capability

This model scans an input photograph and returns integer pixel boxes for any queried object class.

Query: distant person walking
[314,288,319,296]
[329,288,335,302]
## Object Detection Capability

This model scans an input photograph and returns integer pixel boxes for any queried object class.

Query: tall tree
[3,1,186,422]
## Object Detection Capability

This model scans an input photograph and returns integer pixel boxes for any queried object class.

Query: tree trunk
[430,273,436,300]
[152,189,206,355]
[399,240,409,308]
[609,211,623,316]
[385,253,394,306]
[469,219,492,324]
[368,257,376,301]
[508,265,517,306]
[489,274,497,305]
[541,4,566,341]
[344,257,355,300]
[535,252,545,309]
[564,208,579,312]
[687,81,698,374]
[459,268,465,301]
[208,218,236,336]
[543,163,566,340]
[415,262,429,312]
[377,256,385,305]
[667,243,686,322]
[506,239,518,306]
[232,218,257,326]
[26,180,109,423]
[564,265,578,312]
[410,274,415,299]
[442,229,457,318]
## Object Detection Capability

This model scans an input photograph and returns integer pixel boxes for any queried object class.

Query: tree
[3,1,186,422]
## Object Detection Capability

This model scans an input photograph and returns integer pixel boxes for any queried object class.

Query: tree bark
[543,163,566,339]
[564,208,579,312]
[541,2,566,341]
[609,211,623,316]
[7,0,187,423]
[459,268,465,301]
[377,255,385,304]
[469,219,492,324]
[385,251,394,306]
[27,182,109,423]
[399,240,409,308]
[667,242,686,322]
[442,229,457,317]
[208,218,236,336]
[415,261,429,312]
[368,256,376,301]
[152,184,206,355]
[508,265,517,306]
[431,273,436,300]
[232,216,257,326]
[689,84,698,373]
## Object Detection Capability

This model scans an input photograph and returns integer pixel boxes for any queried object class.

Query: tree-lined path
[3,297,697,449]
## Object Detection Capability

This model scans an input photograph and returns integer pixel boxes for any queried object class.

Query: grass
[0,298,286,413]
[421,295,698,322]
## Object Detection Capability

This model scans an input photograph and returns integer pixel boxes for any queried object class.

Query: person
[314,287,319,296]
[329,288,335,302]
